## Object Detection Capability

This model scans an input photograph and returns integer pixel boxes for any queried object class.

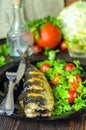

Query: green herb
[36,49,86,116]
[0,43,12,67]
[26,16,61,39]
[0,56,5,66]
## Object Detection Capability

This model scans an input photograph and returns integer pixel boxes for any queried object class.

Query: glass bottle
[7,0,33,57]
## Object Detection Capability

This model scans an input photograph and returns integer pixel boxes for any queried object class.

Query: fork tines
[6,72,16,82]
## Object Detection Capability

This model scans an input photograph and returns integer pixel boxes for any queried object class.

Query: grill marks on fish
[25,71,46,80]
[19,64,54,117]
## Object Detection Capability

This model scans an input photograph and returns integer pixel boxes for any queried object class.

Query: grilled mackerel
[18,64,54,117]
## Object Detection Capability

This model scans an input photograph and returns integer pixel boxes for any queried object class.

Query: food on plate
[51,73,62,86]
[18,64,54,117]
[64,63,75,71]
[36,50,86,116]
[40,63,51,73]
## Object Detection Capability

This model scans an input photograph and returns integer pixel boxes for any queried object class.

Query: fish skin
[19,64,54,117]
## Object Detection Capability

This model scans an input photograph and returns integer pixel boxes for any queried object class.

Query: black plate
[0,61,86,120]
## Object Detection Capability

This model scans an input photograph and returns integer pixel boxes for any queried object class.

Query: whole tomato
[40,63,51,73]
[36,23,61,49]
[32,45,43,54]
[60,40,67,51]
[64,63,75,71]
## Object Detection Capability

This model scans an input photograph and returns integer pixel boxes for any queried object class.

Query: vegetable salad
[36,50,86,116]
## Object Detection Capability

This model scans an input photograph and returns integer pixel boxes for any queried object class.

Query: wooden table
[0,114,86,130]
[0,38,86,130]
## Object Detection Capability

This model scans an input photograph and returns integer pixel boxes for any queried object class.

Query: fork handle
[5,81,15,115]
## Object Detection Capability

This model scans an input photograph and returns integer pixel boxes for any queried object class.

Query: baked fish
[18,64,54,117]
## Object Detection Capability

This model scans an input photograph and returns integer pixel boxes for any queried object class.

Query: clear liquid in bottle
[7,0,33,57]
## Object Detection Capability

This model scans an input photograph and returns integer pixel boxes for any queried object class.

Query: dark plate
[0,60,86,120]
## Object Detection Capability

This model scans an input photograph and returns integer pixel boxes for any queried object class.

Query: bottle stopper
[13,0,21,6]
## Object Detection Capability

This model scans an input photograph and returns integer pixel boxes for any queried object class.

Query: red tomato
[60,40,67,51]
[36,23,61,49]
[68,87,76,93]
[51,73,62,85]
[40,63,51,73]
[32,45,43,54]
[70,82,79,89]
[75,75,82,83]
[68,75,82,83]
[68,91,77,104]
[51,77,59,85]
[64,63,75,71]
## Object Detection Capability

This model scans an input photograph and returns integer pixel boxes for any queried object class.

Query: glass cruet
[6,0,33,57]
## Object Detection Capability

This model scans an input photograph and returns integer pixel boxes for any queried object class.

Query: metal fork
[5,72,16,115]
[0,72,16,115]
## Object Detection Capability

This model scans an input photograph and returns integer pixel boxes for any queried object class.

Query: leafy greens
[36,50,86,116]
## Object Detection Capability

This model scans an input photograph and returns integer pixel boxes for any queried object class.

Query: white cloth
[0,0,64,39]
[24,0,64,20]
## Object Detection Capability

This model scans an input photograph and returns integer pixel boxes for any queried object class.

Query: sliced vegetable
[70,82,79,89]
[51,73,62,86]
[68,90,77,104]
[75,75,82,83]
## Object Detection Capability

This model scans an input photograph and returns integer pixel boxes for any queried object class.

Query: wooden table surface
[0,1,86,129]
[0,38,86,130]
[0,114,86,130]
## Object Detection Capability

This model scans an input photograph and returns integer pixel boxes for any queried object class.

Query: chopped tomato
[51,73,62,85]
[75,75,82,83]
[36,23,61,49]
[68,91,77,104]
[68,87,76,93]
[68,74,82,83]
[51,77,59,85]
[40,63,51,73]
[70,82,79,89]
[64,63,75,71]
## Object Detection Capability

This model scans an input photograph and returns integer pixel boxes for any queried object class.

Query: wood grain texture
[65,0,77,6]
[0,115,86,130]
